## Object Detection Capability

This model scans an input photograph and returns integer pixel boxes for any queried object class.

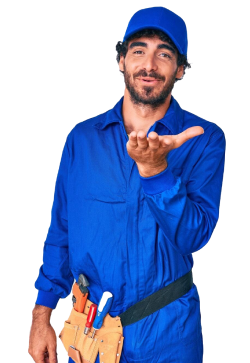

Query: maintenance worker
[28,6,226,363]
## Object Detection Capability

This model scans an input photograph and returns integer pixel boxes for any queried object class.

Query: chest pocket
[84,173,126,203]
[89,188,126,203]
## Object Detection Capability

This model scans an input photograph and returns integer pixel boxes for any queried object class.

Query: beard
[123,64,178,109]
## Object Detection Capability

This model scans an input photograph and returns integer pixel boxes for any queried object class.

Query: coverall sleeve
[139,130,226,256]
[34,134,74,309]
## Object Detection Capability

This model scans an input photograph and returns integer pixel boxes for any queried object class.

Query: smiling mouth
[137,77,161,84]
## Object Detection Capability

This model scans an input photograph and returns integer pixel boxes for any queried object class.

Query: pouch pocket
[59,321,79,353]
[98,332,124,363]
[77,332,99,363]
[68,346,82,363]
[59,306,97,362]
[59,306,124,363]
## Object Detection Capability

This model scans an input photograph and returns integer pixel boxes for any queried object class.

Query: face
[119,35,184,108]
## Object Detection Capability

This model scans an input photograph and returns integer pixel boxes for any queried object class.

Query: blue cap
[123,7,188,56]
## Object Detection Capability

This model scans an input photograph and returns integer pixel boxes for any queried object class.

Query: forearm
[139,130,226,256]
[32,304,53,324]
[143,177,217,255]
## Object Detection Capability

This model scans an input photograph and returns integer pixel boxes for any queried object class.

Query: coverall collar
[94,95,184,135]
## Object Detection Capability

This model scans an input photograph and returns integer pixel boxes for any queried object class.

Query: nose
[141,54,158,73]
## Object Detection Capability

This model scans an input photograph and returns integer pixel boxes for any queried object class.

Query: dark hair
[116,29,191,81]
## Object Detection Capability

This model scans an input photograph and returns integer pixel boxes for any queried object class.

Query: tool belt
[59,270,193,363]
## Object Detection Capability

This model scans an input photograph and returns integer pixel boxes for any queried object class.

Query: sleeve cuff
[35,290,61,309]
[139,167,177,195]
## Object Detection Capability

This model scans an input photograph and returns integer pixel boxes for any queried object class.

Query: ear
[176,65,184,80]
[119,54,125,72]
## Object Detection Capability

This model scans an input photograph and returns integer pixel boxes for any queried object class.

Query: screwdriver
[91,291,113,339]
[84,303,97,335]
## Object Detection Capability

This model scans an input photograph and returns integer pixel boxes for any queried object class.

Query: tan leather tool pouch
[59,298,124,363]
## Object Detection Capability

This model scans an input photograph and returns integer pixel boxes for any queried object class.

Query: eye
[160,53,171,58]
[133,50,144,54]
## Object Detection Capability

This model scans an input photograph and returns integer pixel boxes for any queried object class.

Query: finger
[44,350,49,361]
[128,131,138,149]
[47,345,57,363]
[137,130,148,149]
[161,136,173,149]
[29,349,46,363]
[46,354,57,363]
[148,131,160,150]
[173,126,204,149]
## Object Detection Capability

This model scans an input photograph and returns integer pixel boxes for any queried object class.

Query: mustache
[133,70,165,81]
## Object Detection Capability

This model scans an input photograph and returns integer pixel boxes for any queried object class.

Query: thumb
[174,126,204,149]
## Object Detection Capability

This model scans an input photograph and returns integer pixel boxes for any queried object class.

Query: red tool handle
[86,303,98,328]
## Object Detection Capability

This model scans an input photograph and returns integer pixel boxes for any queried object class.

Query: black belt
[119,270,193,327]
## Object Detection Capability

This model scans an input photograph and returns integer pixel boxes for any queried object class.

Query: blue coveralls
[35,95,226,362]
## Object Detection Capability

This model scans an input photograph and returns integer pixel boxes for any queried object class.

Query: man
[29,6,226,363]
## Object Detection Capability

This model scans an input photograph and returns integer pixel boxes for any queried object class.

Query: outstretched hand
[126,126,204,177]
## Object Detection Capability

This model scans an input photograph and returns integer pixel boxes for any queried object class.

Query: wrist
[137,162,168,178]
[32,304,52,324]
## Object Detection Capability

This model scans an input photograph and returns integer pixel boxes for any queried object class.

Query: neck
[121,88,172,135]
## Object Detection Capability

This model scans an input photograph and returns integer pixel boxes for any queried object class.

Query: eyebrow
[129,41,176,55]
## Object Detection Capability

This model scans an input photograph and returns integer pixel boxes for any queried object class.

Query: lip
[137,77,161,84]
